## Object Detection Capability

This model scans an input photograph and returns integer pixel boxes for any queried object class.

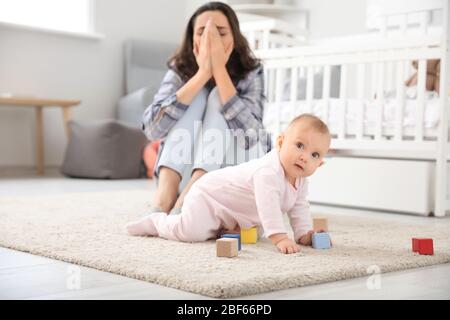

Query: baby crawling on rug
[127,114,331,254]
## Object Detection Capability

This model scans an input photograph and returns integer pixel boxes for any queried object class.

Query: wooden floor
[1,168,450,300]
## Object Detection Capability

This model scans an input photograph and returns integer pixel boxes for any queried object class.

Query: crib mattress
[263,97,446,139]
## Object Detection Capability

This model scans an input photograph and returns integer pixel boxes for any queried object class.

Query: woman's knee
[193,87,209,109]
[206,87,222,112]
[164,88,209,146]
[167,88,209,134]
[192,168,206,178]
[159,166,182,184]
[203,87,231,135]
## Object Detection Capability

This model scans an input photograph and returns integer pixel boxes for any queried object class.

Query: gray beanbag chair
[61,119,148,179]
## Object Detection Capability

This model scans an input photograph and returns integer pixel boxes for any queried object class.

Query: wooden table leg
[35,106,44,175]
[62,107,72,140]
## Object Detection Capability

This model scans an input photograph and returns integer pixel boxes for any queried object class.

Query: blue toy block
[221,234,241,251]
[312,232,331,249]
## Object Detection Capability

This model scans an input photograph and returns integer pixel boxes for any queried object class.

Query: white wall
[0,0,186,168]
[186,0,209,18]
[296,0,367,38]
[186,0,367,38]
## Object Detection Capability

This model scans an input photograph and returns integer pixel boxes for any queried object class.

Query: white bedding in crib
[264,90,445,137]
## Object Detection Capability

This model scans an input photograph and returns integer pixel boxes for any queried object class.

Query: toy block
[240,227,257,244]
[412,238,419,252]
[312,232,331,249]
[216,238,238,257]
[221,233,241,250]
[313,218,328,232]
[412,238,434,255]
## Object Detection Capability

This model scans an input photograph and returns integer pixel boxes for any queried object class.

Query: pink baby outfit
[129,148,313,242]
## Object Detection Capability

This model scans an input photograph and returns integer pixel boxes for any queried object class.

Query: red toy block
[412,238,434,255]
[412,238,419,252]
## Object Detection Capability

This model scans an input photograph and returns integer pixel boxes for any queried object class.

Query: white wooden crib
[253,0,450,217]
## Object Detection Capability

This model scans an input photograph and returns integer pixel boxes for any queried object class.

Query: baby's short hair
[287,113,330,136]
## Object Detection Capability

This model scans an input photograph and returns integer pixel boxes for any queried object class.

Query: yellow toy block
[240,227,257,244]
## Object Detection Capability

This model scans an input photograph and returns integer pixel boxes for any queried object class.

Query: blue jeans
[154,87,266,194]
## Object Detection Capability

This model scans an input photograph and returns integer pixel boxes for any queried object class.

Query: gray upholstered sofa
[117,39,177,127]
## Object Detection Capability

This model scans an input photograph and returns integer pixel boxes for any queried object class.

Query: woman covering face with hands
[193,18,234,82]
[142,2,271,216]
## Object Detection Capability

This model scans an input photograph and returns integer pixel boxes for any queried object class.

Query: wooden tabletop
[0,96,81,107]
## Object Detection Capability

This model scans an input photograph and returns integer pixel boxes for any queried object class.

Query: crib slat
[322,65,331,124]
[394,61,405,141]
[375,62,385,140]
[290,67,298,119]
[356,63,366,139]
[263,30,270,50]
[247,31,256,50]
[386,61,394,92]
[300,67,306,78]
[306,66,314,113]
[415,59,426,141]
[275,68,284,134]
[275,68,284,103]
[263,67,269,102]
[371,63,378,104]
[268,68,276,103]
[339,64,348,139]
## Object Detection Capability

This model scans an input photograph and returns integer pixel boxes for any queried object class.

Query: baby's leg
[127,186,223,242]
[126,213,159,236]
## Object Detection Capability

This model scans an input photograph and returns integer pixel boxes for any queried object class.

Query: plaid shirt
[142,64,272,151]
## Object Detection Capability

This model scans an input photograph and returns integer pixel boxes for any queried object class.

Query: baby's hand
[298,230,333,247]
[276,238,300,254]
[298,230,314,246]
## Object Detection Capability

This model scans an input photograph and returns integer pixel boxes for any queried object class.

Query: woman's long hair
[167,1,260,85]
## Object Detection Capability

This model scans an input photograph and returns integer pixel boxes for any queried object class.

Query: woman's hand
[209,21,233,74]
[276,237,300,254]
[193,19,213,81]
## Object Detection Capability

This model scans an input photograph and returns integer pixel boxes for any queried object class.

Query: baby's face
[277,122,330,179]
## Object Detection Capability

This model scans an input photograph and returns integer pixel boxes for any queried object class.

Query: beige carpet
[0,190,450,298]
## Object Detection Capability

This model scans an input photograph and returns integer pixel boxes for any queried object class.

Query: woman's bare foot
[152,166,181,213]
